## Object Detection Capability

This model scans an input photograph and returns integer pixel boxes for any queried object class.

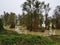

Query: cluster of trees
[22,0,50,31]
[21,0,60,31]
[52,6,60,29]
[0,0,60,32]
[1,11,16,28]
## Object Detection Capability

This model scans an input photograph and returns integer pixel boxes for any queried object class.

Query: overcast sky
[0,0,60,16]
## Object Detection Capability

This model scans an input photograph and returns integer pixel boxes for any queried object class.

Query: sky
[0,0,60,16]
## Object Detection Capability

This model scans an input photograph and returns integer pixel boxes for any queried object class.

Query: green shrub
[0,18,4,31]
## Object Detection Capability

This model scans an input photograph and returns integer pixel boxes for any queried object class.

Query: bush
[0,18,4,31]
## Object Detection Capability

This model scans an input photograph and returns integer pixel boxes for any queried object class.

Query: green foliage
[3,12,9,26]
[0,34,53,45]
[3,12,16,27]
[8,12,16,28]
[0,29,54,45]
[49,35,60,45]
[0,29,18,35]
[53,6,60,29]
[0,18,4,31]
[22,0,50,31]
[0,29,59,45]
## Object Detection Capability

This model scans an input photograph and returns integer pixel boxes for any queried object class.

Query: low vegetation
[0,29,60,45]
[0,18,4,32]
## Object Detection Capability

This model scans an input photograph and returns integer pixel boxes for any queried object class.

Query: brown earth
[4,26,60,36]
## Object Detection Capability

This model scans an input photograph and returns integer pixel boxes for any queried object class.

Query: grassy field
[1,26,60,45]
[0,29,60,45]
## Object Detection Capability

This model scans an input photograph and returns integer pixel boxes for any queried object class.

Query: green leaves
[0,18,3,31]
[0,33,54,45]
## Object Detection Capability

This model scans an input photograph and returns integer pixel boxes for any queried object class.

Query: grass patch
[0,34,53,45]
[0,29,19,35]
[0,29,59,45]
[49,35,60,45]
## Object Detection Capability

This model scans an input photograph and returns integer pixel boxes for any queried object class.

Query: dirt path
[4,26,60,36]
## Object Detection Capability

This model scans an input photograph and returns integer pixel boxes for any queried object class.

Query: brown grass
[4,26,60,36]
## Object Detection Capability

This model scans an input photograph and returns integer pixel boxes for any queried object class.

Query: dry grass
[4,26,60,36]
[4,25,15,31]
